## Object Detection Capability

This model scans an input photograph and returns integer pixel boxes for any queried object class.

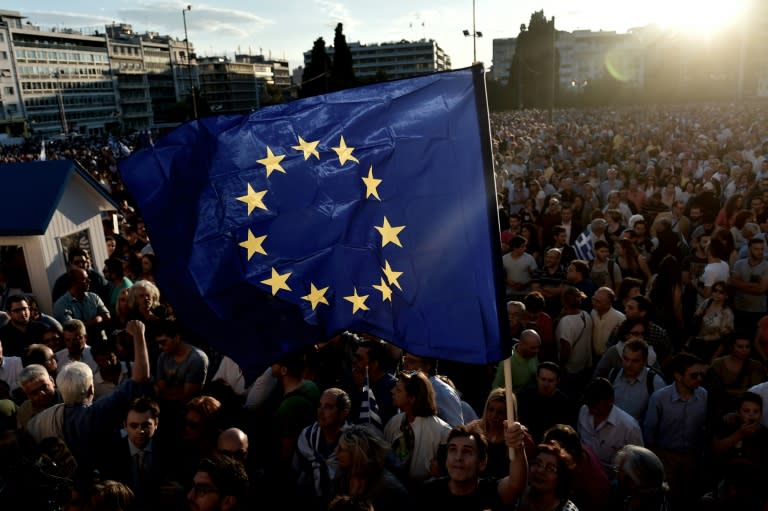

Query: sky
[2,0,753,74]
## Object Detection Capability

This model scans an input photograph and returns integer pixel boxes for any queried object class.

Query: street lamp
[462,0,482,63]
[182,5,198,119]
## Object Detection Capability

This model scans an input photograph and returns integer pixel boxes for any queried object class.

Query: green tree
[507,11,558,110]
[301,37,331,98]
[331,23,356,90]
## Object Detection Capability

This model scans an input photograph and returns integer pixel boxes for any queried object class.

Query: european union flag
[119,65,508,378]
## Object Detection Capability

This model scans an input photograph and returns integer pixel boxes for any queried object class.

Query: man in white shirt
[695,236,731,307]
[591,287,625,361]
[577,377,644,478]
[55,319,99,374]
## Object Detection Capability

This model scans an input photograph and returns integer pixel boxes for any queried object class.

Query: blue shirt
[53,291,109,324]
[643,383,707,453]
[613,368,667,422]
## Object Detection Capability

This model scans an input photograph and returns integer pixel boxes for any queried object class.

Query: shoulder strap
[646,366,666,395]
[570,312,588,349]
[608,367,619,384]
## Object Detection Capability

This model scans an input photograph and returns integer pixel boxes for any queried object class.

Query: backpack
[590,257,619,290]
[607,366,666,396]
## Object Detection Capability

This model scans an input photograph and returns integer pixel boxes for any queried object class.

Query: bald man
[492,329,541,392]
[217,427,249,462]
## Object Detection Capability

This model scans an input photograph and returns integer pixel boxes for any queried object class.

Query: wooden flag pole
[504,357,516,460]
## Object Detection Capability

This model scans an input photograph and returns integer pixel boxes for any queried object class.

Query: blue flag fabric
[573,227,595,262]
[119,66,507,377]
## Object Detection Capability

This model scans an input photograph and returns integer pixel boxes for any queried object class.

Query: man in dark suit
[560,202,583,246]
[101,396,181,510]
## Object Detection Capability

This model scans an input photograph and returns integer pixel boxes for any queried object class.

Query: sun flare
[657,0,751,37]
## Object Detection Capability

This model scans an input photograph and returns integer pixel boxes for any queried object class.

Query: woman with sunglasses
[687,281,734,363]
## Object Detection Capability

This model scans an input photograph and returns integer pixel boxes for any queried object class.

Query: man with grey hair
[591,287,625,362]
[26,319,151,471]
[292,387,351,506]
[492,329,541,392]
[16,363,61,431]
[737,223,765,259]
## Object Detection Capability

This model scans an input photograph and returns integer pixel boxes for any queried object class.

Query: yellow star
[362,165,382,201]
[332,135,359,166]
[301,283,330,311]
[344,287,370,314]
[372,277,392,302]
[236,183,268,215]
[382,260,403,291]
[374,216,405,248]
[257,146,286,177]
[238,230,267,260]
[260,267,292,296]
[291,136,320,160]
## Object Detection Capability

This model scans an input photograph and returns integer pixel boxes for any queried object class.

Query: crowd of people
[0,100,768,510]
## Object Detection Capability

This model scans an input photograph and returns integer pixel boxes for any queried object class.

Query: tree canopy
[301,37,331,98]
[506,10,559,110]
[301,24,357,98]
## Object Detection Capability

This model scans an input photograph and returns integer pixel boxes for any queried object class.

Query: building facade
[490,38,516,85]
[198,56,267,114]
[1,10,118,137]
[304,39,451,81]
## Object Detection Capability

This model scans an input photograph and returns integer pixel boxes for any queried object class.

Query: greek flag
[359,367,382,429]
[573,227,595,261]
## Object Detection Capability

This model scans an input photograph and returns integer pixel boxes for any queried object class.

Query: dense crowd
[1,101,768,510]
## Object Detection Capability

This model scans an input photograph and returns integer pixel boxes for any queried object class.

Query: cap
[628,214,645,229]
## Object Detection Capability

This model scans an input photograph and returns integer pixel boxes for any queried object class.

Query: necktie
[135,450,145,483]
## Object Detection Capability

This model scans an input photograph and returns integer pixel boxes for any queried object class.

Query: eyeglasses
[10,307,29,313]
[687,371,706,379]
[190,484,219,497]
[531,458,558,474]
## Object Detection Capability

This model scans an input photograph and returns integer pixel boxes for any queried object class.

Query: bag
[608,365,666,396]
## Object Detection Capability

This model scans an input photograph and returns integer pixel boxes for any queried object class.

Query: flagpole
[504,358,516,460]
[366,366,371,425]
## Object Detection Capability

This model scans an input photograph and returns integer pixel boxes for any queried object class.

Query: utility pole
[463,0,483,64]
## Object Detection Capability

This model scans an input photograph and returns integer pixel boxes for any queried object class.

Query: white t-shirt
[556,311,593,374]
